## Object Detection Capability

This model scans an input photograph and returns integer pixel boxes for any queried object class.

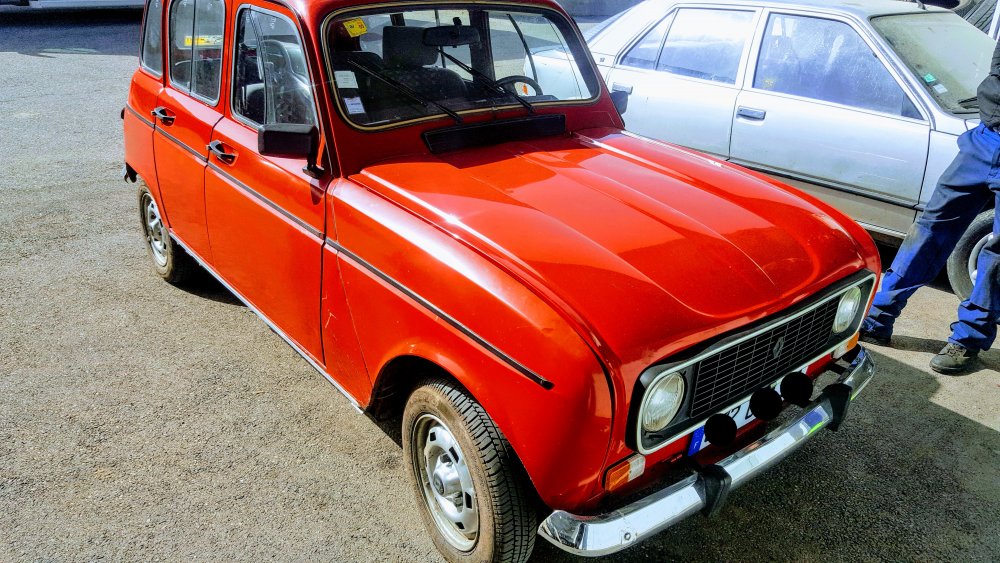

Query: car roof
[284,0,572,26]
[621,0,948,17]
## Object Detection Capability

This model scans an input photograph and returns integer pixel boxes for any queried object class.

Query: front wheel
[402,379,537,563]
[947,210,994,301]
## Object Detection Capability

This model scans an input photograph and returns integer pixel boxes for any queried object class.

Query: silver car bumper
[538,346,876,557]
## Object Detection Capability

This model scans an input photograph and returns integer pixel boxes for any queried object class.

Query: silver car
[584,0,996,297]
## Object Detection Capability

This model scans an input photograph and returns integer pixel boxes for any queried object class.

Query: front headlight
[641,372,685,432]
[833,286,862,333]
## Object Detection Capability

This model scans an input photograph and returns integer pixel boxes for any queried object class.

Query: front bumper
[538,346,876,556]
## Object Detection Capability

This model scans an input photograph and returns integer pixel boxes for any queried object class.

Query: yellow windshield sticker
[183,35,223,47]
[343,18,368,37]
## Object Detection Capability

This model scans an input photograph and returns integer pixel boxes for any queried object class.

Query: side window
[753,14,920,118]
[620,14,672,70]
[232,9,316,127]
[191,0,225,101]
[657,9,755,84]
[167,0,224,102]
[168,0,195,89]
[141,0,164,75]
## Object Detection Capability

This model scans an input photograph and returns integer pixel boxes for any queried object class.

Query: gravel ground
[1,9,998,562]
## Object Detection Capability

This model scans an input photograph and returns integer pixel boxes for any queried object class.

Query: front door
[729,11,929,234]
[152,0,226,261]
[605,7,759,159]
[204,6,329,364]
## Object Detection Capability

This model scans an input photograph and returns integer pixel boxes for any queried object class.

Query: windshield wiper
[437,49,535,114]
[346,59,462,123]
[957,95,979,109]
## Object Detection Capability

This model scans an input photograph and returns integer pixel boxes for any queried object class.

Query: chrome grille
[689,299,839,418]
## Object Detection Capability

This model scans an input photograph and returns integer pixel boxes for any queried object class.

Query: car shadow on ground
[528,348,1000,561]
[0,8,141,58]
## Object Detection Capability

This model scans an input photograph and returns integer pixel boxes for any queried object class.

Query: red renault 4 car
[124,0,880,560]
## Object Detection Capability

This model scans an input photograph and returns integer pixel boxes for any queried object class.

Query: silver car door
[606,7,759,159]
[730,11,929,235]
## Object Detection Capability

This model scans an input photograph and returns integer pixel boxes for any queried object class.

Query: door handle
[611,82,633,95]
[150,106,175,125]
[208,140,236,164]
[736,107,766,121]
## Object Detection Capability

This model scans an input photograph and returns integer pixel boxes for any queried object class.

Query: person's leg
[863,125,995,341]
[949,183,1000,352]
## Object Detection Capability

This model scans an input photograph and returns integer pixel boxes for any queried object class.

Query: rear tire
[947,210,994,301]
[138,183,197,285]
[402,379,536,563]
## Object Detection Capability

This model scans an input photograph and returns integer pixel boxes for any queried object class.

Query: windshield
[872,12,995,114]
[324,5,600,128]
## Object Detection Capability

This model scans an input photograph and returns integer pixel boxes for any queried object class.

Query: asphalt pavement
[1,9,998,562]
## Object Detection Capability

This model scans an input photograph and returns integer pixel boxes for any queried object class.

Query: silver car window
[754,13,920,119]
[620,14,672,70]
[872,12,994,115]
[656,9,754,84]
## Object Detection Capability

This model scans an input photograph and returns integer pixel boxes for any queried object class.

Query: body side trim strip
[207,161,324,239]
[155,126,208,162]
[169,231,363,411]
[125,104,156,129]
[326,237,555,390]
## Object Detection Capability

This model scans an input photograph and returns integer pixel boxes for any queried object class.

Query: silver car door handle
[736,107,766,121]
[611,82,633,95]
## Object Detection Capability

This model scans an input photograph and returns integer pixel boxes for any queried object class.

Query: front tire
[138,183,197,285]
[402,379,536,563]
[947,210,994,301]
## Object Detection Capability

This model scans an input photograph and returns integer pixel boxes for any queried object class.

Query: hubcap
[411,414,479,551]
[143,194,168,267]
[967,233,993,285]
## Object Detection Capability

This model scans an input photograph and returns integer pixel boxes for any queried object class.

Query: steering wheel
[495,75,543,97]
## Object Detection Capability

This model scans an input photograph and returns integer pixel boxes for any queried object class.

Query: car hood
[352,128,869,378]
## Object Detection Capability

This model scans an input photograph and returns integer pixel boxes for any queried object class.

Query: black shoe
[858,329,891,346]
[929,343,979,375]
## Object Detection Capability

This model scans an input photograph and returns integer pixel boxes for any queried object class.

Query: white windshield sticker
[334,71,359,89]
[933,83,949,94]
[344,96,366,115]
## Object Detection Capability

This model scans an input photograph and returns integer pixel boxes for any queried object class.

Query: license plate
[687,400,757,455]
[686,373,800,456]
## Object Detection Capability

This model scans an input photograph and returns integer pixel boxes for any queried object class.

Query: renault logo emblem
[772,337,785,359]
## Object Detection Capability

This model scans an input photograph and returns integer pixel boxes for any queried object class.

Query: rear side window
[657,9,754,84]
[141,0,164,75]
[753,14,920,118]
[232,9,316,127]
[620,14,672,70]
[168,0,225,103]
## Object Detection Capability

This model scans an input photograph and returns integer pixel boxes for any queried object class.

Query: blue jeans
[863,123,1000,351]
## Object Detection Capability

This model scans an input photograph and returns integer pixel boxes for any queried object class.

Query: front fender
[332,179,614,510]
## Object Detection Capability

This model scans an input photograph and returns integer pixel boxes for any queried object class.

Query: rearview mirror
[258,123,321,177]
[423,25,480,47]
[610,89,628,115]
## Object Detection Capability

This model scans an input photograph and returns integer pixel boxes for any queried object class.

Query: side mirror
[258,123,322,177]
[610,89,628,115]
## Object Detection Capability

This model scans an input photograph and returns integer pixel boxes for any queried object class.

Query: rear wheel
[138,183,197,284]
[947,210,994,301]
[403,379,536,563]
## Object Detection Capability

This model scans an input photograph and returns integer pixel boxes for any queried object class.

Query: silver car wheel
[142,194,168,267]
[411,413,479,552]
[967,232,993,285]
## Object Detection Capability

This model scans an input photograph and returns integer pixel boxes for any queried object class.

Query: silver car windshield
[872,12,995,115]
[325,5,600,128]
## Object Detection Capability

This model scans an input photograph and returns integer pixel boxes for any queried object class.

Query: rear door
[204,6,330,365]
[152,0,226,262]
[729,11,928,233]
[604,7,759,159]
